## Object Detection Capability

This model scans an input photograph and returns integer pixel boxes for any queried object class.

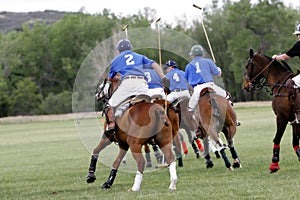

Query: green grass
[0,106,299,200]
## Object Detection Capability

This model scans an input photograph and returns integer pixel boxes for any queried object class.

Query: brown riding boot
[286,79,296,100]
[293,90,300,124]
[104,106,116,137]
[287,79,300,124]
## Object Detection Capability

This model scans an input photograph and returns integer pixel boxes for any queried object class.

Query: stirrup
[104,122,116,138]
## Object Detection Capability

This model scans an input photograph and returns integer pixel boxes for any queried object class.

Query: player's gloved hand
[162,77,170,88]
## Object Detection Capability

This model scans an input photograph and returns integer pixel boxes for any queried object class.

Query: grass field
[1,104,299,200]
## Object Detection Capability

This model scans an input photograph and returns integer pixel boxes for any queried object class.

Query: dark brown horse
[194,87,241,170]
[244,49,300,173]
[86,79,178,191]
[175,97,204,157]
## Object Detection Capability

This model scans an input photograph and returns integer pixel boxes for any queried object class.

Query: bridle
[244,57,274,91]
[245,56,294,96]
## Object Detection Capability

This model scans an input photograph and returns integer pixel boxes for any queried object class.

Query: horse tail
[210,97,220,119]
[154,106,169,127]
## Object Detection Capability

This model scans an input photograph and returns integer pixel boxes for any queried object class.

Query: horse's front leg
[86,135,112,183]
[269,117,288,173]
[101,147,128,189]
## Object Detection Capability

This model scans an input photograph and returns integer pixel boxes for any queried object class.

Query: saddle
[200,87,216,97]
[115,94,152,117]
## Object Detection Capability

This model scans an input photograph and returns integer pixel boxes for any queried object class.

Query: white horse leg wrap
[131,171,143,192]
[169,161,177,182]
[169,161,177,190]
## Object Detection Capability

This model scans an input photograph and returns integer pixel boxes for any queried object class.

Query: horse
[194,87,241,170]
[243,49,300,173]
[86,78,178,191]
[174,97,204,157]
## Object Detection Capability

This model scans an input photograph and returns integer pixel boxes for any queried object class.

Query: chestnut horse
[194,87,241,170]
[86,79,178,191]
[244,49,300,173]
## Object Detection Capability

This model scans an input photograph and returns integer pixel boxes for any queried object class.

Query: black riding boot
[104,106,116,137]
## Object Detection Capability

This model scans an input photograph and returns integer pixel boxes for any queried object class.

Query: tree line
[0,0,299,117]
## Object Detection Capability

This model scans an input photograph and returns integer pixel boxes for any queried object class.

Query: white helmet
[293,24,300,35]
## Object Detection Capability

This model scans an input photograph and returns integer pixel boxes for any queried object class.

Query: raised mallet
[155,17,162,67]
[122,24,129,39]
[193,4,216,63]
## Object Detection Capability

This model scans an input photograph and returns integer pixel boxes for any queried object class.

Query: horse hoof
[206,160,214,168]
[228,166,234,171]
[233,162,242,168]
[232,159,242,168]
[101,182,111,189]
[86,173,96,183]
[269,162,280,173]
[146,162,152,168]
[169,180,177,190]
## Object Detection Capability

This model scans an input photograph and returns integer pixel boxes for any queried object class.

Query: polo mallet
[122,24,129,39]
[193,4,216,63]
[155,17,162,67]
[155,17,167,116]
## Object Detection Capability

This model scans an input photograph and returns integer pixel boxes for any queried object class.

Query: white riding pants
[108,78,148,107]
[188,82,226,111]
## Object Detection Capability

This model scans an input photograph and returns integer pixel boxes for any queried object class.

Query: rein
[247,59,274,85]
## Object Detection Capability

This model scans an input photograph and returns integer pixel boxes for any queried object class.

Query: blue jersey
[185,56,221,87]
[143,68,163,89]
[109,50,154,79]
[166,68,189,91]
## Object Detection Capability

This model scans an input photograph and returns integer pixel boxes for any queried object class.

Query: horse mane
[263,54,293,73]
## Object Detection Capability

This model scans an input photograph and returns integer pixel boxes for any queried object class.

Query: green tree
[8,77,42,115]
[40,90,72,114]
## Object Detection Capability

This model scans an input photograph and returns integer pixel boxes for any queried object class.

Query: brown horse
[194,87,241,170]
[86,79,178,191]
[244,49,300,173]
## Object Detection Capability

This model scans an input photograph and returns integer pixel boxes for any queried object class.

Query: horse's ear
[257,48,261,54]
[249,49,254,58]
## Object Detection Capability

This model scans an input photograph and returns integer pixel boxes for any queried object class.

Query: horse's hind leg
[173,132,183,167]
[219,148,232,170]
[128,143,145,192]
[226,128,241,168]
[229,146,241,168]
[144,144,152,168]
[102,148,128,189]
[203,137,214,168]
[159,143,177,190]
[86,135,112,183]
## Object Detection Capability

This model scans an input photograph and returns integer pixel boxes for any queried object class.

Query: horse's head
[95,73,121,102]
[243,49,270,92]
